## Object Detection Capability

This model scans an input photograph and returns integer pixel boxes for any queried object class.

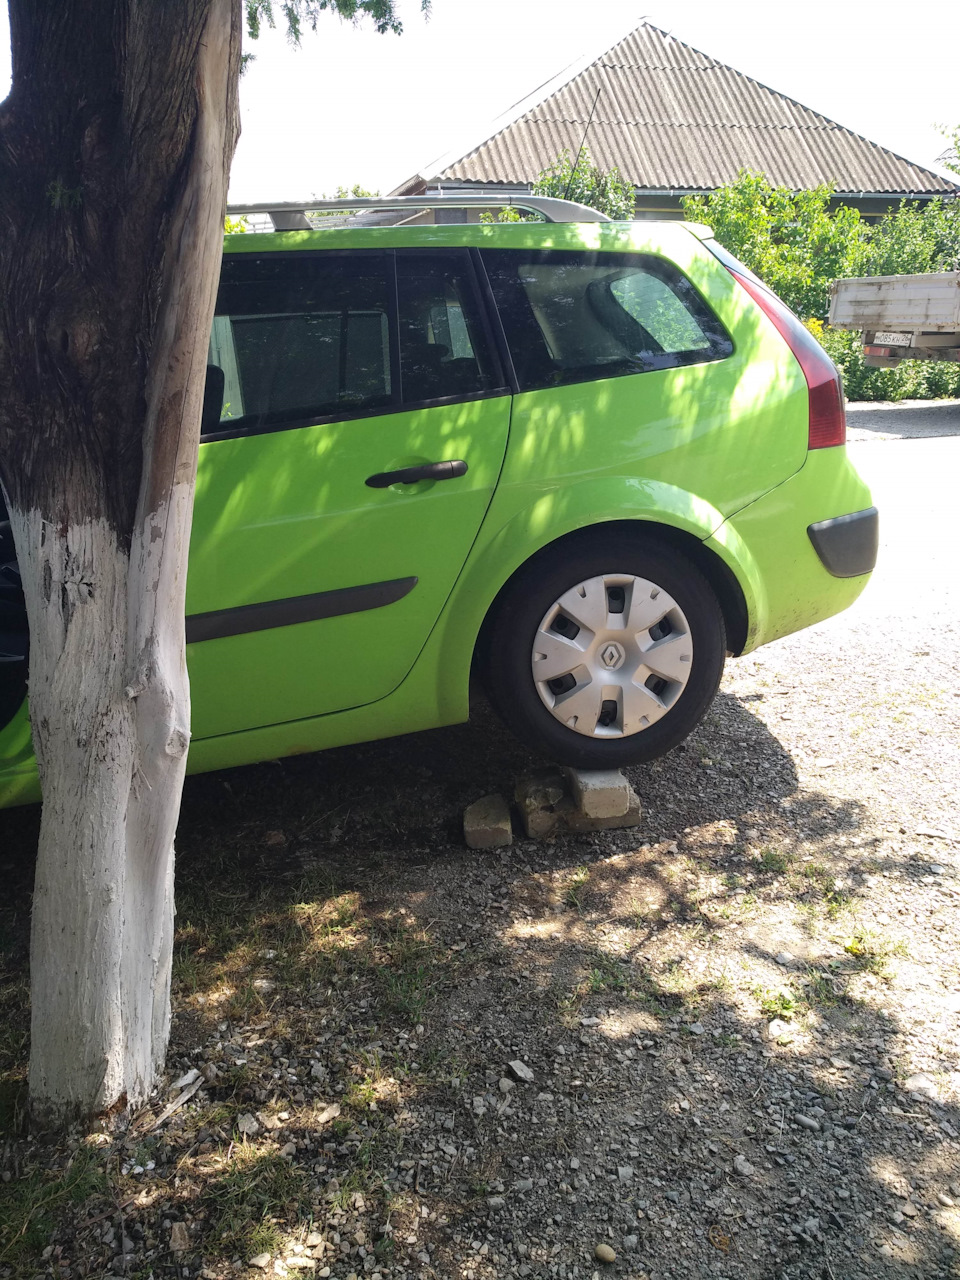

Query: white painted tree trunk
[16,507,183,1116]
[16,0,240,1125]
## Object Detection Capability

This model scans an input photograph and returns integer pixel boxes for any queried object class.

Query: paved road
[846,397,960,442]
[845,432,960,620]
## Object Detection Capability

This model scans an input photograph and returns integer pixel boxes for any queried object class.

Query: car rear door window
[480,249,733,391]
[206,252,396,435]
[395,252,500,404]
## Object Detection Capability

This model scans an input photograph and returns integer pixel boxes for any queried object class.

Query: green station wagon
[0,196,877,807]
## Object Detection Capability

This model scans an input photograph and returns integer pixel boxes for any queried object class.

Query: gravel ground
[1,422,959,1280]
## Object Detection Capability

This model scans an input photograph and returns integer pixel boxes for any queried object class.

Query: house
[393,22,957,221]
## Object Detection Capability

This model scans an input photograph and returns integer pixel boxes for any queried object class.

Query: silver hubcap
[530,572,694,739]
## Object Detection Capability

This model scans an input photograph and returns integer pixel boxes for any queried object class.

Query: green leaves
[682,170,960,324]
[244,0,430,44]
[681,170,960,402]
[936,124,960,177]
[682,173,868,321]
[533,148,635,221]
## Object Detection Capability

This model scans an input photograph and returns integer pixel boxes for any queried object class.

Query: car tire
[484,532,726,768]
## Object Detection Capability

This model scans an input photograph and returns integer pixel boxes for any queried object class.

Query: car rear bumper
[807,506,879,578]
[705,447,875,654]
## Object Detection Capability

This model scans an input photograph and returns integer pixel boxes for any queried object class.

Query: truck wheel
[484,534,726,768]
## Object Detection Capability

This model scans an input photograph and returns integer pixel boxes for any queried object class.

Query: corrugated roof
[438,24,957,197]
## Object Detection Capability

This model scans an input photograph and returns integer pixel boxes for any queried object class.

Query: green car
[0,199,877,807]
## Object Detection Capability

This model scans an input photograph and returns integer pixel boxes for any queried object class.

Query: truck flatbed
[828,271,960,368]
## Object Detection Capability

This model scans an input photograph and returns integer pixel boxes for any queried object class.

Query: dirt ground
[1,424,959,1280]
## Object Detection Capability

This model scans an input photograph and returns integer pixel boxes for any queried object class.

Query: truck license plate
[873,331,912,347]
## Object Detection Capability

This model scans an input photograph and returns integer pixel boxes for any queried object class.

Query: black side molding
[186,576,418,644]
[807,507,879,578]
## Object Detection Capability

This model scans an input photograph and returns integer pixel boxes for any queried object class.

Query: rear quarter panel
[495,222,809,519]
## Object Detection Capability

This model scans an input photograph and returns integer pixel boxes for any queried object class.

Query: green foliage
[201,1148,310,1259]
[244,0,425,41]
[683,169,960,401]
[0,1147,106,1270]
[533,148,635,221]
[311,183,380,218]
[482,147,635,223]
[853,197,960,277]
[682,172,868,320]
[241,0,429,71]
[937,124,960,176]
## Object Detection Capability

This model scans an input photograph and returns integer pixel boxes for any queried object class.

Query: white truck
[828,270,960,368]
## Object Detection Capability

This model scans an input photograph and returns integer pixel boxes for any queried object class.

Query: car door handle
[365,460,469,489]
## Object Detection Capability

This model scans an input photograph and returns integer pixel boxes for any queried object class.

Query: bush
[682,173,867,320]
[683,172,960,402]
[482,148,635,223]
[533,148,635,221]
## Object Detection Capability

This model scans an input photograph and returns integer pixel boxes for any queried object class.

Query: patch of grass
[824,889,852,920]
[798,861,829,883]
[326,1135,392,1211]
[552,984,585,1027]
[374,1235,396,1264]
[793,864,853,921]
[655,956,695,1003]
[376,925,441,1022]
[201,1147,309,1259]
[754,984,802,1020]
[758,846,791,873]
[626,898,651,926]
[586,953,630,995]
[563,866,591,912]
[0,1145,108,1271]
[381,965,432,1021]
[0,979,29,1135]
[172,945,213,993]
[843,930,908,976]
[172,875,370,1007]
[344,1079,377,1112]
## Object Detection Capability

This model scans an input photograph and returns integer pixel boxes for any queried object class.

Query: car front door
[187,247,511,739]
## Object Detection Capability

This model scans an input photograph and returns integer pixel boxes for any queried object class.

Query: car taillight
[727,271,846,450]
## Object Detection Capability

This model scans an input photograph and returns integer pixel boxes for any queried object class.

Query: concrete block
[463,794,513,849]
[515,770,566,838]
[563,767,631,819]
[565,782,641,832]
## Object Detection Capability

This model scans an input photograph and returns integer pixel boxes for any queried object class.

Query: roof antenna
[564,86,603,201]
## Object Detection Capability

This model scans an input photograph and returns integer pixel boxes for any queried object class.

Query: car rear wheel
[484,533,726,768]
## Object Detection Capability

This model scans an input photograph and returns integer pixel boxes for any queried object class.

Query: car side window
[206,252,395,435]
[395,252,499,405]
[480,249,733,391]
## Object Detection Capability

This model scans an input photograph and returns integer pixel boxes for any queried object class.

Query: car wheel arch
[472,517,749,689]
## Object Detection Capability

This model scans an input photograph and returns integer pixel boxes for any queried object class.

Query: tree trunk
[0,0,241,1125]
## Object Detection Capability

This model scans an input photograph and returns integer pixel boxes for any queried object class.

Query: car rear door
[187,247,511,739]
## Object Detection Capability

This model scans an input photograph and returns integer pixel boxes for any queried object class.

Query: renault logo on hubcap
[599,641,625,670]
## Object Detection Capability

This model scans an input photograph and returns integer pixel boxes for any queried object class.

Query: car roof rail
[225,195,612,230]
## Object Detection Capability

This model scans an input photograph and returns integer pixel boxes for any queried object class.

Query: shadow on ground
[1,693,958,1280]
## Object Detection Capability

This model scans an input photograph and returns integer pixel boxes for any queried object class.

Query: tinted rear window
[480,250,733,391]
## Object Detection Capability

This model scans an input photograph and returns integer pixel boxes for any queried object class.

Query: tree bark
[0,0,241,1125]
